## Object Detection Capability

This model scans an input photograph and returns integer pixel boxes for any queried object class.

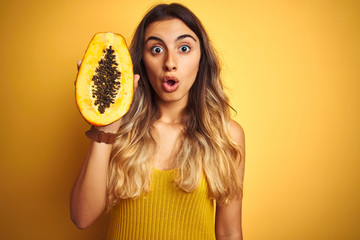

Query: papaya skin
[75,32,134,126]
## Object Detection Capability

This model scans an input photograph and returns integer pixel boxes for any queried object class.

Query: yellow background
[0,0,359,239]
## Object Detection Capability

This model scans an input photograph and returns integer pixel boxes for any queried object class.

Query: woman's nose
[164,51,177,72]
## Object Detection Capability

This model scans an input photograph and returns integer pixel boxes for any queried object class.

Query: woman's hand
[76,60,140,133]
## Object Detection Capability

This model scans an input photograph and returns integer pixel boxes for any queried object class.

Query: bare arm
[70,121,121,229]
[215,120,245,240]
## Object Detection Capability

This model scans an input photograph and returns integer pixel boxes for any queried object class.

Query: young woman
[71,3,245,240]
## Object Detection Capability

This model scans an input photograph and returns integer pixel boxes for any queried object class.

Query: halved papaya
[75,32,134,126]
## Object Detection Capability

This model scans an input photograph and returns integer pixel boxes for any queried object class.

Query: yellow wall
[0,0,359,239]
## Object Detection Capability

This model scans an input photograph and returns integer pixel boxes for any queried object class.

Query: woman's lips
[162,76,179,92]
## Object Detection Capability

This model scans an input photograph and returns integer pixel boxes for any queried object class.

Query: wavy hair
[107,3,243,210]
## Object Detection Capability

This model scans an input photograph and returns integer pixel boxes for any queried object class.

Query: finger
[77,60,82,70]
[134,74,140,91]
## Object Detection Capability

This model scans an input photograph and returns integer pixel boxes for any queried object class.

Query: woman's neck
[155,97,187,124]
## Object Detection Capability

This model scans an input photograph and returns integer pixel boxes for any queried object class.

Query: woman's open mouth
[162,76,179,92]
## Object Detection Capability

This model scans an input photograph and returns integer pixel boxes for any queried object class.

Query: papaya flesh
[75,32,134,126]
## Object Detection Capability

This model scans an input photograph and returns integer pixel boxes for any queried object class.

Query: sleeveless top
[106,168,216,240]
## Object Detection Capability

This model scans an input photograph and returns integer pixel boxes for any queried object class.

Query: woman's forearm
[70,140,113,229]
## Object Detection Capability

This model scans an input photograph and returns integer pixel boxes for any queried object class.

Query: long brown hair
[107,3,243,210]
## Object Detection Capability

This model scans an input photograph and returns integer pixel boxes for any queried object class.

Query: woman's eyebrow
[176,34,197,42]
[144,34,197,44]
[145,36,164,44]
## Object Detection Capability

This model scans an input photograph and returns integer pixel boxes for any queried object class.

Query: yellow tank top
[106,168,216,240]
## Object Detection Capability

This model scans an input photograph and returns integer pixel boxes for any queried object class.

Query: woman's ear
[134,74,140,91]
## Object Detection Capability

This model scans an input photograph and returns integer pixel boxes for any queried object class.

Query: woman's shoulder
[229,119,245,147]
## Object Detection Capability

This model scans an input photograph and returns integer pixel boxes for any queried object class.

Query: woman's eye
[179,45,190,52]
[151,46,163,54]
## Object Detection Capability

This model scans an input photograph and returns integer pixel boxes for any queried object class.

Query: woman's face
[143,18,201,105]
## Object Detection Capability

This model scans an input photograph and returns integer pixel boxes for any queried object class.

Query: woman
[71,3,245,240]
